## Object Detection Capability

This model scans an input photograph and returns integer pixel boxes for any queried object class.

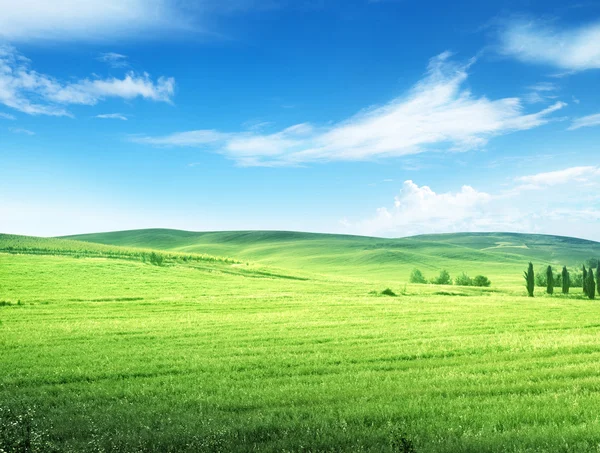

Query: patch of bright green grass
[2,233,600,452]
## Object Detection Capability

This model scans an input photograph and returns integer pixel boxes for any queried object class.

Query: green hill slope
[0,233,238,264]
[0,233,318,282]
[66,229,600,284]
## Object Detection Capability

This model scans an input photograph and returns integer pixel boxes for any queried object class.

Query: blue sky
[1,0,599,239]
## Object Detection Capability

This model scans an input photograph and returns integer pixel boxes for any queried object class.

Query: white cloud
[9,127,35,135]
[133,52,566,166]
[96,113,128,121]
[0,112,15,120]
[0,0,187,42]
[0,0,279,43]
[528,82,557,92]
[97,53,129,69]
[569,113,600,130]
[0,46,175,116]
[516,166,600,190]
[499,19,600,72]
[133,130,227,146]
[346,169,600,239]
[242,120,274,131]
[524,82,559,104]
[44,74,175,105]
[351,180,494,236]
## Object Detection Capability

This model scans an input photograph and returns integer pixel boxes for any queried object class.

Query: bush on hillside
[570,271,583,288]
[535,268,546,287]
[473,275,491,287]
[431,270,451,285]
[148,252,164,266]
[454,273,473,286]
[381,288,397,297]
[409,269,427,284]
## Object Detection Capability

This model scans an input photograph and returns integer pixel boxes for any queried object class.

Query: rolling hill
[66,229,600,284]
[3,230,600,451]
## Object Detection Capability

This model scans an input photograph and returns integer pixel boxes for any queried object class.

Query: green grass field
[2,230,600,452]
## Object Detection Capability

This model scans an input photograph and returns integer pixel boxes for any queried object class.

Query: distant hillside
[0,233,239,265]
[66,229,600,284]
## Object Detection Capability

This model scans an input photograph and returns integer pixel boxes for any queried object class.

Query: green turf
[2,232,600,452]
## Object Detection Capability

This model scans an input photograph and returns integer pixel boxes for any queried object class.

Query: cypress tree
[524,262,535,297]
[596,264,600,295]
[546,265,554,295]
[587,268,596,300]
[561,266,569,295]
[583,265,588,296]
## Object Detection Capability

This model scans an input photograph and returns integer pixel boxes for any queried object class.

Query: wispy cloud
[528,82,557,92]
[133,130,226,146]
[0,46,175,117]
[242,120,274,131]
[0,0,189,42]
[0,0,282,43]
[133,52,566,166]
[499,19,600,72]
[524,82,559,104]
[96,113,129,121]
[97,52,129,68]
[0,112,15,120]
[516,166,600,190]
[9,127,35,135]
[568,113,600,130]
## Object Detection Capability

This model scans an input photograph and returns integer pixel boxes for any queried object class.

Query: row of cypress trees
[524,262,598,299]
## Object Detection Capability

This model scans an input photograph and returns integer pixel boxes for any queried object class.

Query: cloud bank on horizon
[349,166,600,238]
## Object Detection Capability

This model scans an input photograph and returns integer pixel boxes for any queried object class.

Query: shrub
[570,271,583,288]
[431,270,451,285]
[409,269,427,284]
[454,273,473,286]
[535,267,547,287]
[149,252,164,266]
[473,275,491,287]
[381,288,397,297]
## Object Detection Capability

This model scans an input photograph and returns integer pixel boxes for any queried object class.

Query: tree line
[524,262,599,299]
[410,269,491,287]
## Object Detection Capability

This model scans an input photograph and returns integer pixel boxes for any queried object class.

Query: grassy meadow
[2,231,600,452]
